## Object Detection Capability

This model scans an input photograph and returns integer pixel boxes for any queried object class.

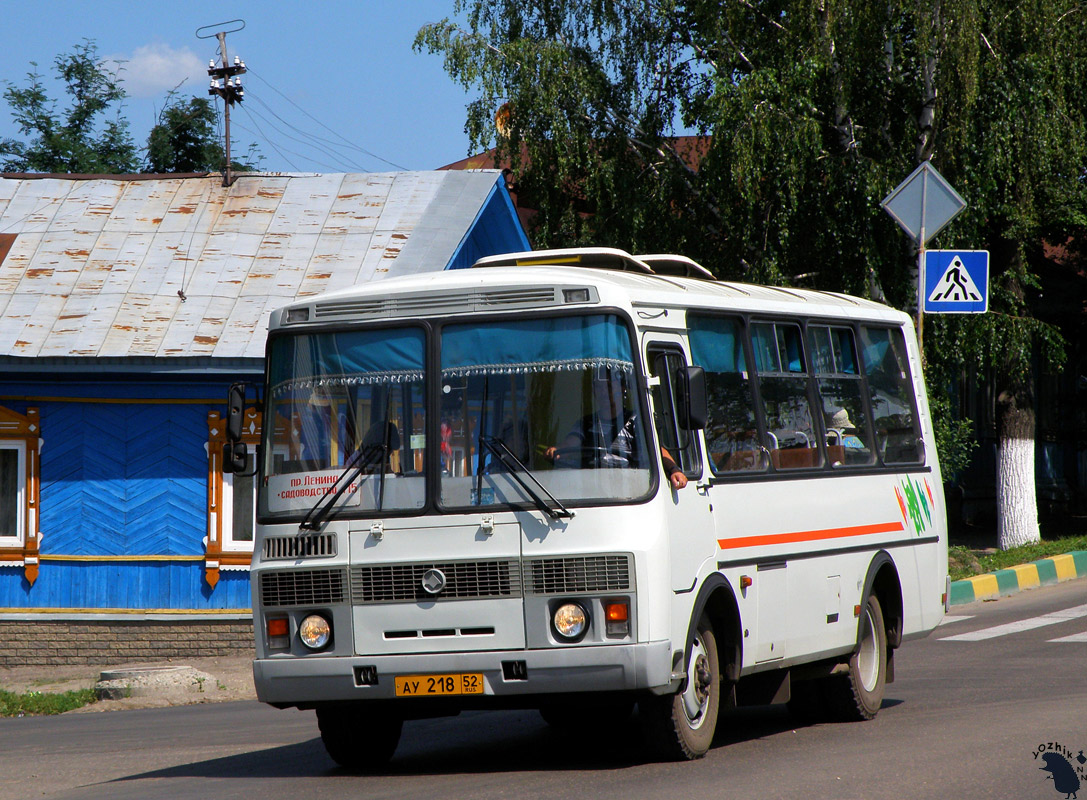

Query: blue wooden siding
[0,390,254,610]
[0,563,251,609]
[41,402,207,556]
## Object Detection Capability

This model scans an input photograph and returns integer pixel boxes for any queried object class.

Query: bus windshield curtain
[269,328,425,397]
[441,315,634,377]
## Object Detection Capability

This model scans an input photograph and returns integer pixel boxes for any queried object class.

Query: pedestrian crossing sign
[923,250,989,314]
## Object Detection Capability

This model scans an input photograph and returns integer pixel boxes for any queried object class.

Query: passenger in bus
[827,408,864,449]
[544,372,688,489]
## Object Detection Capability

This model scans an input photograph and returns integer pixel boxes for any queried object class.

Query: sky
[0,1,481,174]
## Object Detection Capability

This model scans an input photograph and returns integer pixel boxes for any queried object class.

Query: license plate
[394,672,485,697]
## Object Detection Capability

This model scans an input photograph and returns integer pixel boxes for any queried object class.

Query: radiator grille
[350,559,522,604]
[262,534,337,560]
[260,569,347,607]
[525,555,633,595]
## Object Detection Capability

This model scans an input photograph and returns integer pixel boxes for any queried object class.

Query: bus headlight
[299,614,332,650]
[552,602,589,641]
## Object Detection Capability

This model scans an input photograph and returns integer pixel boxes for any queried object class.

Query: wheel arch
[685,573,742,683]
[860,550,904,650]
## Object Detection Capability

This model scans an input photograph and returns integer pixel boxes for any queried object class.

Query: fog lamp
[299,614,332,650]
[552,602,589,641]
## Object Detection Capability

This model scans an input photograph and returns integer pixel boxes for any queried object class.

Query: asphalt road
[4,579,1086,800]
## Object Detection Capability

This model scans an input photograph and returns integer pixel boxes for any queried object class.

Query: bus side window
[808,325,875,468]
[751,322,823,470]
[687,315,765,474]
[859,326,925,465]
[648,347,702,478]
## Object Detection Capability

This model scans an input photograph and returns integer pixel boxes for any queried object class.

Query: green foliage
[145,94,222,174]
[145,92,263,174]
[2,40,261,176]
[1,40,138,173]
[0,688,97,716]
[928,391,977,479]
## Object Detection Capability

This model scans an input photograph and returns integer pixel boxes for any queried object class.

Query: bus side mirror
[223,441,248,474]
[676,366,708,430]
[226,383,246,443]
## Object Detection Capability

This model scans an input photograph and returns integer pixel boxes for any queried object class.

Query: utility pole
[207,32,246,187]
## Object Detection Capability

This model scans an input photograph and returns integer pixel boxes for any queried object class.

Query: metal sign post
[881,161,968,352]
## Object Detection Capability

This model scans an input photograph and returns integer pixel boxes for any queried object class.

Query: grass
[948,535,1087,582]
[0,688,97,716]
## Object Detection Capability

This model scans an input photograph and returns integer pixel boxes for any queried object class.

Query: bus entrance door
[646,339,716,592]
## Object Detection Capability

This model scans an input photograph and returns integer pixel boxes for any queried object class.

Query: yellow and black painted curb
[949,551,1087,605]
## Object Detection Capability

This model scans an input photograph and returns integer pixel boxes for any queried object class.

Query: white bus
[225,247,948,767]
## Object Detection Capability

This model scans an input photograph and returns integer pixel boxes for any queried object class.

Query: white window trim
[0,440,26,548]
[220,454,256,553]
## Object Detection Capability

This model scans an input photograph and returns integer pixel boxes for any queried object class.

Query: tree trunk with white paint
[996,397,1039,550]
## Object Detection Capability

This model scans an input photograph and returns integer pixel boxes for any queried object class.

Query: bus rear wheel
[316,705,403,771]
[827,593,887,721]
[640,614,720,760]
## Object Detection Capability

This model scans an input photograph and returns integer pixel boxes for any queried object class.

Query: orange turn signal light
[267,618,289,637]
[605,601,629,622]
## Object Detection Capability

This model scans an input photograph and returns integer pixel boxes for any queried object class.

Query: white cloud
[105,43,207,99]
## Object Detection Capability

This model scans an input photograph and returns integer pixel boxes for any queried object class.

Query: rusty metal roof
[0,171,515,361]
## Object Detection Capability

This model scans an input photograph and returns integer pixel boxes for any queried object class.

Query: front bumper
[254,640,674,706]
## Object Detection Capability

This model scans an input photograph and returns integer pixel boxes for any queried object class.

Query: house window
[221,450,256,551]
[0,406,41,585]
[206,407,263,588]
[0,441,26,546]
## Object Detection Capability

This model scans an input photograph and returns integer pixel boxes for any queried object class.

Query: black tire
[827,593,887,721]
[640,614,720,760]
[316,705,403,771]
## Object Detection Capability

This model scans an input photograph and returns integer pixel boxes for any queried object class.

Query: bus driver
[544,371,688,490]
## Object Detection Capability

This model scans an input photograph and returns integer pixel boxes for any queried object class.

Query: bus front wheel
[640,614,720,760]
[316,705,403,771]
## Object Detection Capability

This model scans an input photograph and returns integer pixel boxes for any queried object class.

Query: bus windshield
[258,313,652,522]
[439,314,651,509]
[261,326,427,519]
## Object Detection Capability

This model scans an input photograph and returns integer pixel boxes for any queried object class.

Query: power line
[245,67,410,171]
[230,114,303,172]
[242,96,370,172]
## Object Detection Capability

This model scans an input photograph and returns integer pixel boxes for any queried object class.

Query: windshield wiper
[299,442,385,531]
[479,436,574,520]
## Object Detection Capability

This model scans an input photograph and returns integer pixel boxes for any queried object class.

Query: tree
[145,93,222,173]
[0,39,139,173]
[2,41,260,176]
[418,0,1087,548]
[145,91,262,174]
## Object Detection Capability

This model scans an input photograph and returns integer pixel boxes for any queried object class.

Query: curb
[949,550,1087,605]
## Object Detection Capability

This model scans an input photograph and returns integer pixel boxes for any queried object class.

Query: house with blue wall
[0,170,529,664]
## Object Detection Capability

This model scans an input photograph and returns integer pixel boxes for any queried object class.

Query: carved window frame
[0,407,42,586]
[205,407,262,589]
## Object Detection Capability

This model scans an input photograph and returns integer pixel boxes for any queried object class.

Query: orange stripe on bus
[717,520,905,550]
